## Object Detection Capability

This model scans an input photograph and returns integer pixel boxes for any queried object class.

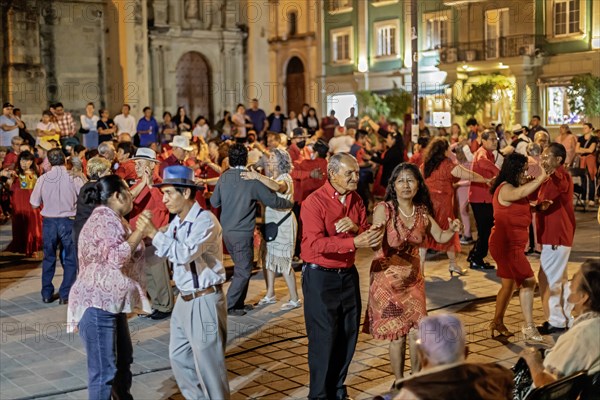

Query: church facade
[1,0,247,124]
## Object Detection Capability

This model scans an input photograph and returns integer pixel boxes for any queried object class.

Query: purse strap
[275,211,292,227]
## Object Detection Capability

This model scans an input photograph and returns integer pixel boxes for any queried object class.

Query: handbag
[261,211,292,242]
[78,126,90,134]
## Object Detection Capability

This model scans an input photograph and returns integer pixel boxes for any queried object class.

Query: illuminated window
[331,27,353,63]
[546,86,584,125]
[554,0,580,36]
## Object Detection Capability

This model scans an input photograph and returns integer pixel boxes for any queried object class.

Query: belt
[305,263,354,274]
[179,284,221,302]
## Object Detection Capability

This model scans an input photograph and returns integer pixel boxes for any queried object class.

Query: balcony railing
[439,35,545,64]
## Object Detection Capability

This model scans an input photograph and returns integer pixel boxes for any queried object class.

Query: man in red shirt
[115,142,137,184]
[129,148,173,320]
[288,127,309,163]
[536,143,576,334]
[159,135,192,177]
[300,153,384,400]
[468,130,499,270]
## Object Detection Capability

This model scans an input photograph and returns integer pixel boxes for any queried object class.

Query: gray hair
[327,153,357,178]
[270,148,292,175]
[47,148,66,166]
[417,314,466,366]
[97,142,115,158]
[527,142,541,156]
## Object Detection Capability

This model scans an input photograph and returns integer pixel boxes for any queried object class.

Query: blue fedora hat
[154,165,198,188]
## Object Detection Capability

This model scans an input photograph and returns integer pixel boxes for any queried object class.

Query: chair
[569,167,587,212]
[524,370,588,400]
[580,370,600,400]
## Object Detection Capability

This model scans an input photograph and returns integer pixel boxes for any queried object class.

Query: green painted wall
[368,1,403,72]
[324,0,359,76]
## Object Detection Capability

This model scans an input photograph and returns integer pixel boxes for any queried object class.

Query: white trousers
[539,245,574,328]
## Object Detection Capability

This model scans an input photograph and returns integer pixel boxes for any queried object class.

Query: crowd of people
[0,97,599,399]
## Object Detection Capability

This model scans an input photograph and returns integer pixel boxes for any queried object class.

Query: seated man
[393,314,514,400]
[521,259,600,387]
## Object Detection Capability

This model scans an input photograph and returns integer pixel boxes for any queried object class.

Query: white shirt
[328,135,355,154]
[80,114,99,131]
[113,114,137,135]
[0,115,19,147]
[192,124,210,139]
[152,203,226,292]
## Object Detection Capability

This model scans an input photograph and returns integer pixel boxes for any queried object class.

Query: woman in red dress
[488,153,547,341]
[364,163,463,385]
[420,138,489,276]
[5,151,43,257]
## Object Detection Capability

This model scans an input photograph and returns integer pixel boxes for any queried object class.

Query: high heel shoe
[522,324,544,342]
[489,321,514,337]
[449,264,468,276]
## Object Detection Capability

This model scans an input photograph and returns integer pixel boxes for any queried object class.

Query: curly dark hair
[490,153,528,194]
[385,163,434,217]
[15,151,38,177]
[423,137,450,178]
[228,143,248,167]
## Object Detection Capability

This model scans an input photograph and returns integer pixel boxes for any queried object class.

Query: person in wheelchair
[521,259,600,387]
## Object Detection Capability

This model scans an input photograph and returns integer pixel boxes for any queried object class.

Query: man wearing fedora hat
[159,135,192,177]
[146,165,230,399]
[129,148,173,320]
[211,143,293,316]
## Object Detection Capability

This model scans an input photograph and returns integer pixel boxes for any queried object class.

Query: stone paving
[0,210,598,399]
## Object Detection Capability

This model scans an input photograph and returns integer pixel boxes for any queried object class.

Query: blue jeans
[41,217,77,299]
[79,307,133,400]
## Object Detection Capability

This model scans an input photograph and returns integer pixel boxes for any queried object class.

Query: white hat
[511,124,525,133]
[170,135,193,151]
[131,147,160,163]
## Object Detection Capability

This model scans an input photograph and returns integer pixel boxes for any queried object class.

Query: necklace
[398,204,415,218]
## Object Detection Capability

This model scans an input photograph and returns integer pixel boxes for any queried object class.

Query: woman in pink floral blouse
[67,175,154,400]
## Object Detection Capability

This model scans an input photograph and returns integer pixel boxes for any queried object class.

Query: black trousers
[224,232,254,310]
[302,265,361,400]
[293,202,302,257]
[469,202,494,263]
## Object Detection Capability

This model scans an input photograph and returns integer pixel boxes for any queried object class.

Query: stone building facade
[1,0,246,125]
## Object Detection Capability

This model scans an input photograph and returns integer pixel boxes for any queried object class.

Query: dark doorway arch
[176,52,212,122]
[285,57,305,116]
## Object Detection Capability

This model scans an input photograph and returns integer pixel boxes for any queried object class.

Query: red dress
[363,202,428,340]
[421,158,460,253]
[489,183,533,285]
[6,175,43,255]
[372,150,387,198]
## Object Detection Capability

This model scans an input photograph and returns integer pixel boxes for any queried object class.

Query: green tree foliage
[567,74,600,118]
[452,80,497,117]
[355,86,411,121]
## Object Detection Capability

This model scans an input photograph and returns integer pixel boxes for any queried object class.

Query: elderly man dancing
[301,153,384,400]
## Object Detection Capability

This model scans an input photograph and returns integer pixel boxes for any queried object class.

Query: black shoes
[149,310,171,320]
[537,321,567,335]
[228,304,254,316]
[42,294,59,304]
[59,298,68,305]
[469,260,495,270]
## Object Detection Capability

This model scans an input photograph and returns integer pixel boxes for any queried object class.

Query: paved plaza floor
[0,210,598,399]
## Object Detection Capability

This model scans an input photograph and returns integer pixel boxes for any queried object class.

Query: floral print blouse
[67,206,151,332]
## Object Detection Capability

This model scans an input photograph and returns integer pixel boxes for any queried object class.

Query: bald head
[118,132,132,143]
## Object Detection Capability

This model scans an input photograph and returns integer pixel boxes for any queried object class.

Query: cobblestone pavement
[0,210,598,399]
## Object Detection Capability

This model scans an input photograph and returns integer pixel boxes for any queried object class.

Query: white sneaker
[258,295,276,305]
[280,299,302,310]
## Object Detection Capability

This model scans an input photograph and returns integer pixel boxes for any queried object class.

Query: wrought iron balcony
[439,35,545,64]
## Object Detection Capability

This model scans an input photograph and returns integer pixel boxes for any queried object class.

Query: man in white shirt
[146,165,230,400]
[113,104,137,135]
[328,126,355,154]
[0,103,24,147]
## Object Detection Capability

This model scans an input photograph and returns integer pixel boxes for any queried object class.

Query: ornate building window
[554,0,580,36]
[374,19,400,59]
[331,27,353,64]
